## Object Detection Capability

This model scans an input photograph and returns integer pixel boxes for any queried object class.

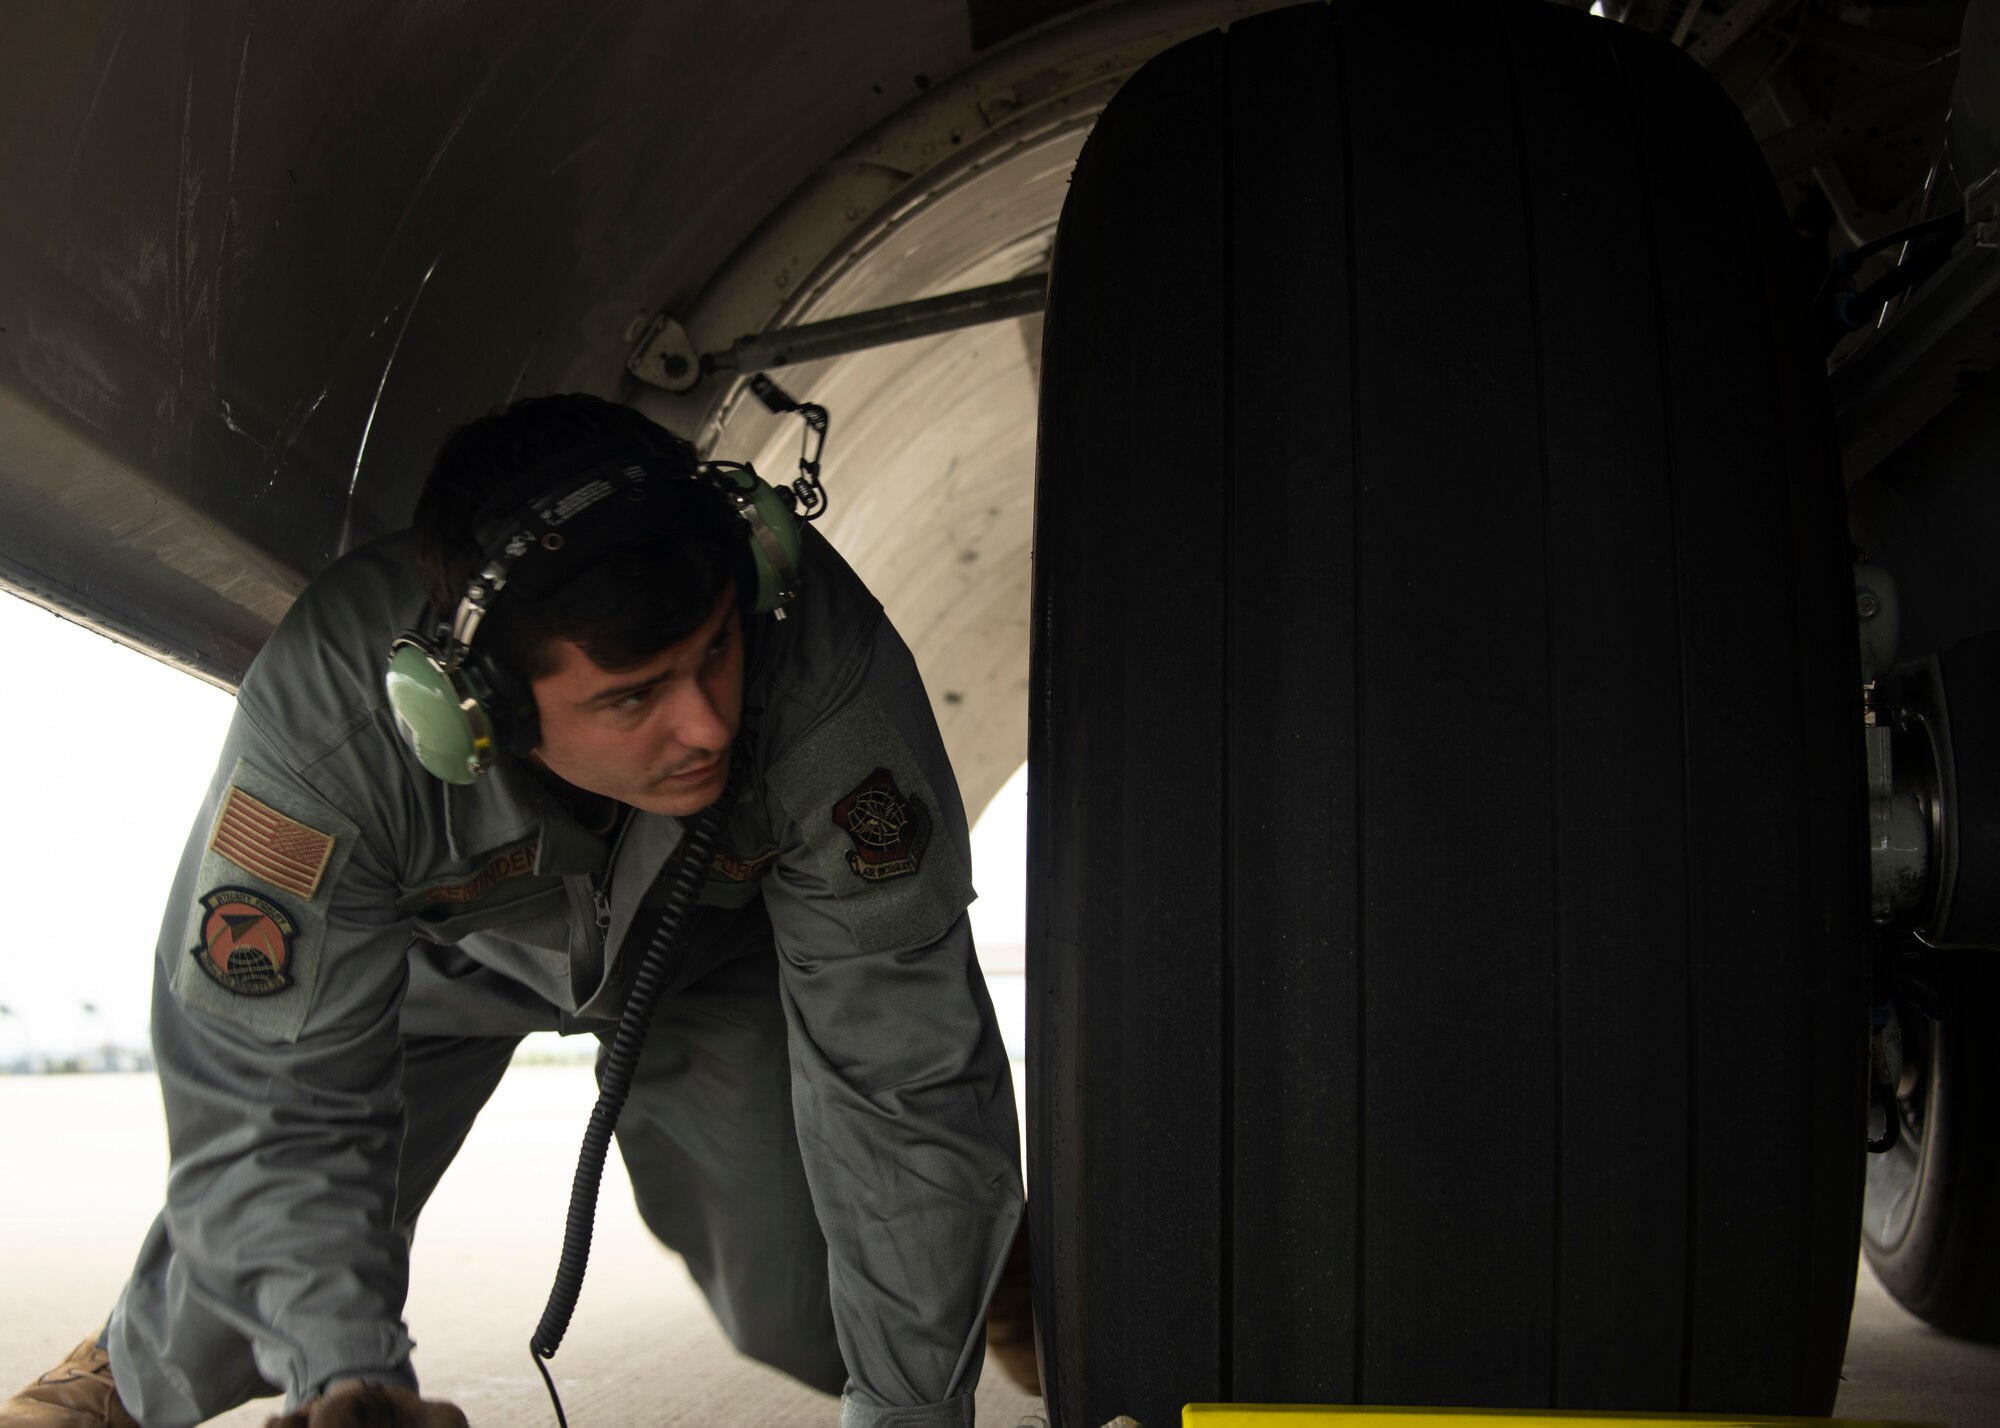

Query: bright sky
[0,590,1028,1061]
[0,596,234,1059]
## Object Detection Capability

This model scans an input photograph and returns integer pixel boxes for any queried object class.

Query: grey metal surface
[1751,6,1964,249]
[0,0,1287,822]
[1951,0,2000,201]
[1762,55,1961,184]
[0,0,1983,816]
[1866,723,1932,923]
[1,0,973,659]
[7,10,2000,1421]
[706,273,1048,377]
[1687,0,1792,67]
[1831,211,2000,485]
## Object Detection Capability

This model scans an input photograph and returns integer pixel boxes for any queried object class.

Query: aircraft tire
[1028,3,1866,1425]
[1866,957,2000,1341]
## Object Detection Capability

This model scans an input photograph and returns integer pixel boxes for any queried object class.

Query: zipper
[587,805,637,943]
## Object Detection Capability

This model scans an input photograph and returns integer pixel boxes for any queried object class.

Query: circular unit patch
[832,767,931,882]
[190,887,298,997]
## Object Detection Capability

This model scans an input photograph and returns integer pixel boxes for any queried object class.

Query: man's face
[527,587,744,818]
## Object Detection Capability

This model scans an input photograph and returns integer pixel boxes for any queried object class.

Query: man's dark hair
[412,393,750,680]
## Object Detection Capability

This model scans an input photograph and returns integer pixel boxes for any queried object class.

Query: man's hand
[263,1380,469,1427]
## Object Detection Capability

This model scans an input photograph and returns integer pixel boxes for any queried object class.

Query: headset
[384,450,802,785]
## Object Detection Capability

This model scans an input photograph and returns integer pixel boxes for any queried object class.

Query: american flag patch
[209,786,336,899]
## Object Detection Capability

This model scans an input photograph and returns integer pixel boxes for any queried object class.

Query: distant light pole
[80,1000,103,1073]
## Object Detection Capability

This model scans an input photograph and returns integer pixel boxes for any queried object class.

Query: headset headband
[442,456,661,668]
[439,452,801,662]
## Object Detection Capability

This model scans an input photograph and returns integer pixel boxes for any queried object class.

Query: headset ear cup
[746,477,802,615]
[385,638,493,785]
[470,649,542,756]
[710,468,804,614]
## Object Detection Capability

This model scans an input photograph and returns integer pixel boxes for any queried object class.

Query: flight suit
[103,526,1023,1428]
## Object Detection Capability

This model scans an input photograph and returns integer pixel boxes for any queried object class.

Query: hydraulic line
[529,750,746,1426]
[1815,208,1967,345]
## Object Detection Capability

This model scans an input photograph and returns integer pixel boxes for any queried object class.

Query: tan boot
[985,1216,1041,1397]
[0,1337,141,1428]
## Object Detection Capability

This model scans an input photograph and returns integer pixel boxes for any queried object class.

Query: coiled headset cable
[529,748,746,1425]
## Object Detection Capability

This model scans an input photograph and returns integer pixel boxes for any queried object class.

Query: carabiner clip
[749,374,831,522]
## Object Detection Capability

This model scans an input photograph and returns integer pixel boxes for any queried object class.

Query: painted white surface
[3,1067,1997,1425]
[0,1066,1043,1426]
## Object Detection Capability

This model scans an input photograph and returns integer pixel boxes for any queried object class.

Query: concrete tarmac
[3,1067,1994,1427]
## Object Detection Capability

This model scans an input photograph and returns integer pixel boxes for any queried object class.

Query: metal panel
[0,0,1289,821]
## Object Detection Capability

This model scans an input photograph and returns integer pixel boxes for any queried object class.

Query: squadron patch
[831,768,931,882]
[208,785,336,899]
[189,888,298,997]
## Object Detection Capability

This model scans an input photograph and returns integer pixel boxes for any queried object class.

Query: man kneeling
[4,395,1030,1427]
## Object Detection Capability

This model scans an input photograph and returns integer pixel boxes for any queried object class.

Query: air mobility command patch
[832,768,930,881]
[767,692,974,955]
[170,756,357,1042]
[190,889,298,996]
